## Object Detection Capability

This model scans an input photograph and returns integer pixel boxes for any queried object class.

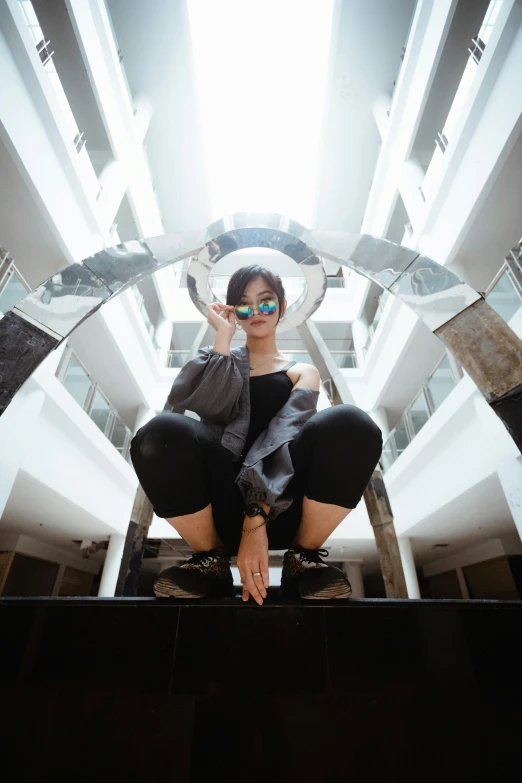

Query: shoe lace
[293,546,329,564]
[187,547,226,567]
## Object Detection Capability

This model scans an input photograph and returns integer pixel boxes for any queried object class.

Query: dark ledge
[1,595,520,607]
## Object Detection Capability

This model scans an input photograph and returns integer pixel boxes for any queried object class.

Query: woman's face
[236,277,286,335]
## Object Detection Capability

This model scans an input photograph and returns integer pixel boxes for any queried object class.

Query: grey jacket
[167,344,320,520]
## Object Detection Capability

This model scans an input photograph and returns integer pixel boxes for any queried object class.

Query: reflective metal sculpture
[1,211,521,456]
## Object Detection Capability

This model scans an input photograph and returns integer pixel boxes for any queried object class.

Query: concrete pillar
[297,320,355,404]
[133,93,153,142]
[456,567,470,599]
[343,563,365,598]
[115,487,154,596]
[363,470,408,598]
[352,316,370,366]
[154,314,174,367]
[398,537,421,599]
[497,456,522,543]
[98,534,126,596]
[399,157,426,229]
[373,92,392,140]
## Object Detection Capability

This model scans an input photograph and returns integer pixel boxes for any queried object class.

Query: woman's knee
[313,405,383,456]
[130,412,201,462]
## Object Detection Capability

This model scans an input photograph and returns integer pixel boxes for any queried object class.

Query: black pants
[130,405,383,555]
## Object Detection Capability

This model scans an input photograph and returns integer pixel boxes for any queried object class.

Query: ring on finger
[252,571,261,577]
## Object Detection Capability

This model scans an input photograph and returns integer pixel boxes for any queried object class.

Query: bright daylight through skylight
[187,0,334,226]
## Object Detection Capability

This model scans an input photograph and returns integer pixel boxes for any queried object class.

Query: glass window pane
[0,274,28,314]
[326,277,344,288]
[90,390,111,434]
[285,352,313,365]
[409,392,430,436]
[110,418,128,452]
[394,419,410,457]
[426,357,455,411]
[486,271,522,323]
[62,356,92,409]
[381,437,396,472]
[332,353,356,368]
[168,353,188,368]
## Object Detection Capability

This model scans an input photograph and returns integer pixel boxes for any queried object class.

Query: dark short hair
[226,265,286,322]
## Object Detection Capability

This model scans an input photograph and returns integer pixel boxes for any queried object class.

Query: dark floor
[1,596,521,782]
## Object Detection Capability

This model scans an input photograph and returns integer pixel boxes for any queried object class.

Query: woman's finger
[253,573,267,599]
[246,574,264,606]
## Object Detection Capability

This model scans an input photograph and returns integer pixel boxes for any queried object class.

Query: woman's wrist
[213,331,232,355]
[242,519,269,533]
[242,500,271,532]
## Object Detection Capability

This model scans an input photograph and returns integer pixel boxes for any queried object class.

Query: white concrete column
[398,157,426,229]
[343,563,365,598]
[373,92,392,140]
[98,534,126,596]
[497,457,522,543]
[352,316,370,366]
[368,406,390,441]
[154,315,174,367]
[398,537,421,599]
[297,320,355,404]
[456,567,470,599]
[133,93,153,142]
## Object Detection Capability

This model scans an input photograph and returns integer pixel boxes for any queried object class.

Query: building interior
[1,1,522,776]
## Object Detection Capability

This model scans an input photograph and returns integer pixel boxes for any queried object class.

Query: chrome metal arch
[2,212,521,454]
[187,225,327,332]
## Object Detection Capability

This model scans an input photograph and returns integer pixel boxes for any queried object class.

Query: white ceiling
[107,0,416,234]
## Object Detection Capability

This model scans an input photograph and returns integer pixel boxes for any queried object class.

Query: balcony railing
[362,289,391,357]
[0,249,31,317]
[380,352,463,472]
[129,285,158,345]
[167,349,357,370]
[420,0,503,203]
[56,347,133,463]
[485,262,522,324]
[18,1,101,202]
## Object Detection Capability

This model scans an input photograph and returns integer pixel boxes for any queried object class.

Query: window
[168,351,189,368]
[407,391,430,437]
[332,352,357,369]
[380,351,461,472]
[0,272,28,315]
[88,389,112,435]
[57,349,132,461]
[485,268,522,324]
[425,356,456,411]
[61,355,92,409]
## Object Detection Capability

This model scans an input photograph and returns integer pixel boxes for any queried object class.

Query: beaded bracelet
[241,519,268,533]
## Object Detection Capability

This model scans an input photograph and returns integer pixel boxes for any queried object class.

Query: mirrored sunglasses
[234,300,278,320]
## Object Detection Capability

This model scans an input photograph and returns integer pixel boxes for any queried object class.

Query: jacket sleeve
[167,345,243,425]
[234,387,320,520]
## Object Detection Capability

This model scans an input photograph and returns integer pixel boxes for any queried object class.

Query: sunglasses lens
[235,305,252,320]
[258,300,277,315]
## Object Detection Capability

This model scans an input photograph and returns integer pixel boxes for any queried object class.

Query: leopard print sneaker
[280,546,352,599]
[154,546,234,598]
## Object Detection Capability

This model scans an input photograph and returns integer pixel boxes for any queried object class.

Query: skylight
[187,0,334,226]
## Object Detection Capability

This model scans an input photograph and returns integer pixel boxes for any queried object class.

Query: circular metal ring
[186,226,327,333]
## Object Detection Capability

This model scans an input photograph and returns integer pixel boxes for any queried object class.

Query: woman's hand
[236,523,269,606]
[207,302,236,336]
